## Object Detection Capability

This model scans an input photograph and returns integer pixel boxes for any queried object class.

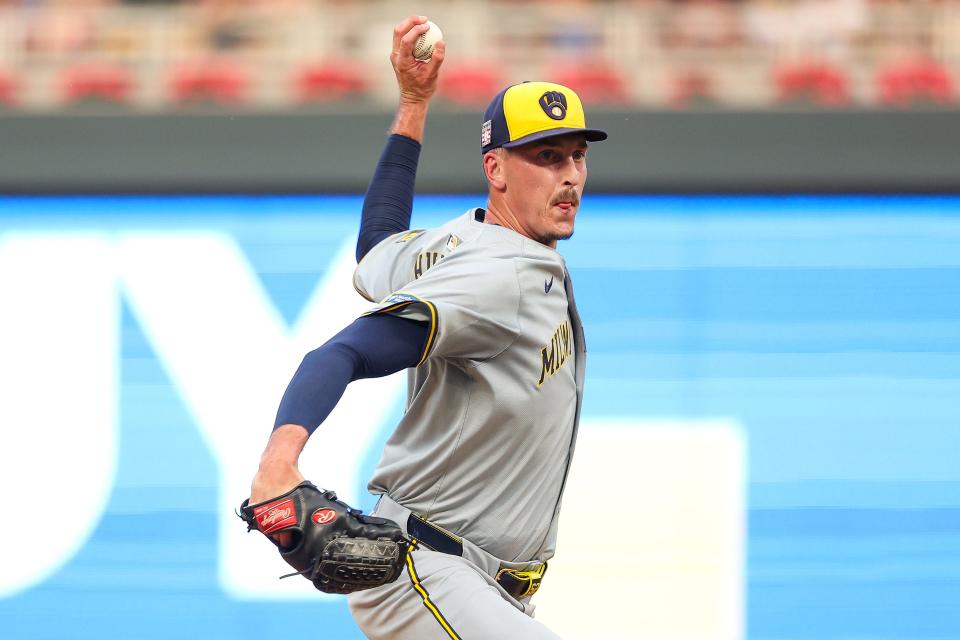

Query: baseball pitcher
[240,15,607,639]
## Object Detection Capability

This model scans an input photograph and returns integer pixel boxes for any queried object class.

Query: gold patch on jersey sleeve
[395,229,426,243]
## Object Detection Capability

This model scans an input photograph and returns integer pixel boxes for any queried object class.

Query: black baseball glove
[239,481,409,594]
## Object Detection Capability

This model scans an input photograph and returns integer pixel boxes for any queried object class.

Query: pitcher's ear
[483,149,507,192]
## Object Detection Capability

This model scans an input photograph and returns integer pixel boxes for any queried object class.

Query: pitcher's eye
[539,150,559,162]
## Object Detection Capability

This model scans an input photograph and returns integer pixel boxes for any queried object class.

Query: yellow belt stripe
[406,541,462,640]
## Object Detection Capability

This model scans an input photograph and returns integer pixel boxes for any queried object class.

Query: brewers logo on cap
[480,81,608,154]
[539,91,567,120]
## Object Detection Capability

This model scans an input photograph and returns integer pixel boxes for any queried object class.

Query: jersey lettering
[537,320,572,386]
[414,251,444,279]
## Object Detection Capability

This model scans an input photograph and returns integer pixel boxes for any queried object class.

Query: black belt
[406,514,547,600]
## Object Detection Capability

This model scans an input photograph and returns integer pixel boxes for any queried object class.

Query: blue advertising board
[0,195,958,639]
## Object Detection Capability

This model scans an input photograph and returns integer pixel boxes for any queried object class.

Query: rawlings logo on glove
[239,481,409,594]
[254,499,297,533]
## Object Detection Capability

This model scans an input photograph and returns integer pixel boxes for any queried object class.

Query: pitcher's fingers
[398,20,432,61]
[425,40,446,70]
[392,15,427,54]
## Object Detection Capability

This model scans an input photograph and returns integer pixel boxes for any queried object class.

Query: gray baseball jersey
[353,208,586,565]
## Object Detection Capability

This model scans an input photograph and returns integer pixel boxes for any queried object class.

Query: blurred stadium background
[1,2,959,640]
[1,0,959,110]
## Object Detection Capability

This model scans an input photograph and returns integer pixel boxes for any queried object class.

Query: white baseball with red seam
[413,20,443,61]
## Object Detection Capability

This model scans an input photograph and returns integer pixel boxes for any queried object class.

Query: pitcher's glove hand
[239,481,409,594]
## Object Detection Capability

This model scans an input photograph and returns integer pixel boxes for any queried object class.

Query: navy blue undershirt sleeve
[273,313,429,434]
[356,134,421,262]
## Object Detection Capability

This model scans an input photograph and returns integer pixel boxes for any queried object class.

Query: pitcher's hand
[390,15,446,105]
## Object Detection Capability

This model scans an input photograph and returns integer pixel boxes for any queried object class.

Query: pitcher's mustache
[551,189,580,207]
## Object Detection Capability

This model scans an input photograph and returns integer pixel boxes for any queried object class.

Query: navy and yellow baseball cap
[480,81,608,154]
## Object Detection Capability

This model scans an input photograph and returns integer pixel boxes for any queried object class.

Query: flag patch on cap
[481,120,492,147]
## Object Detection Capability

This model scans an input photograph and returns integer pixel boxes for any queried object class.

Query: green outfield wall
[2,110,958,193]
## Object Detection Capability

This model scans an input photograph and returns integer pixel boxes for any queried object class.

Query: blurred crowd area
[0,0,958,112]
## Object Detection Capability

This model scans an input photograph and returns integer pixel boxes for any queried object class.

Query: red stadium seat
[546,61,631,105]
[773,60,851,107]
[169,59,249,106]
[0,69,17,106]
[293,61,368,104]
[876,56,955,107]
[60,63,134,105]
[437,62,504,106]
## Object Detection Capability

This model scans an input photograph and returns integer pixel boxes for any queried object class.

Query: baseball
[413,20,442,61]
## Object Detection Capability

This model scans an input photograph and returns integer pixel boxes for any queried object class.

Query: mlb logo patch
[481,120,492,147]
